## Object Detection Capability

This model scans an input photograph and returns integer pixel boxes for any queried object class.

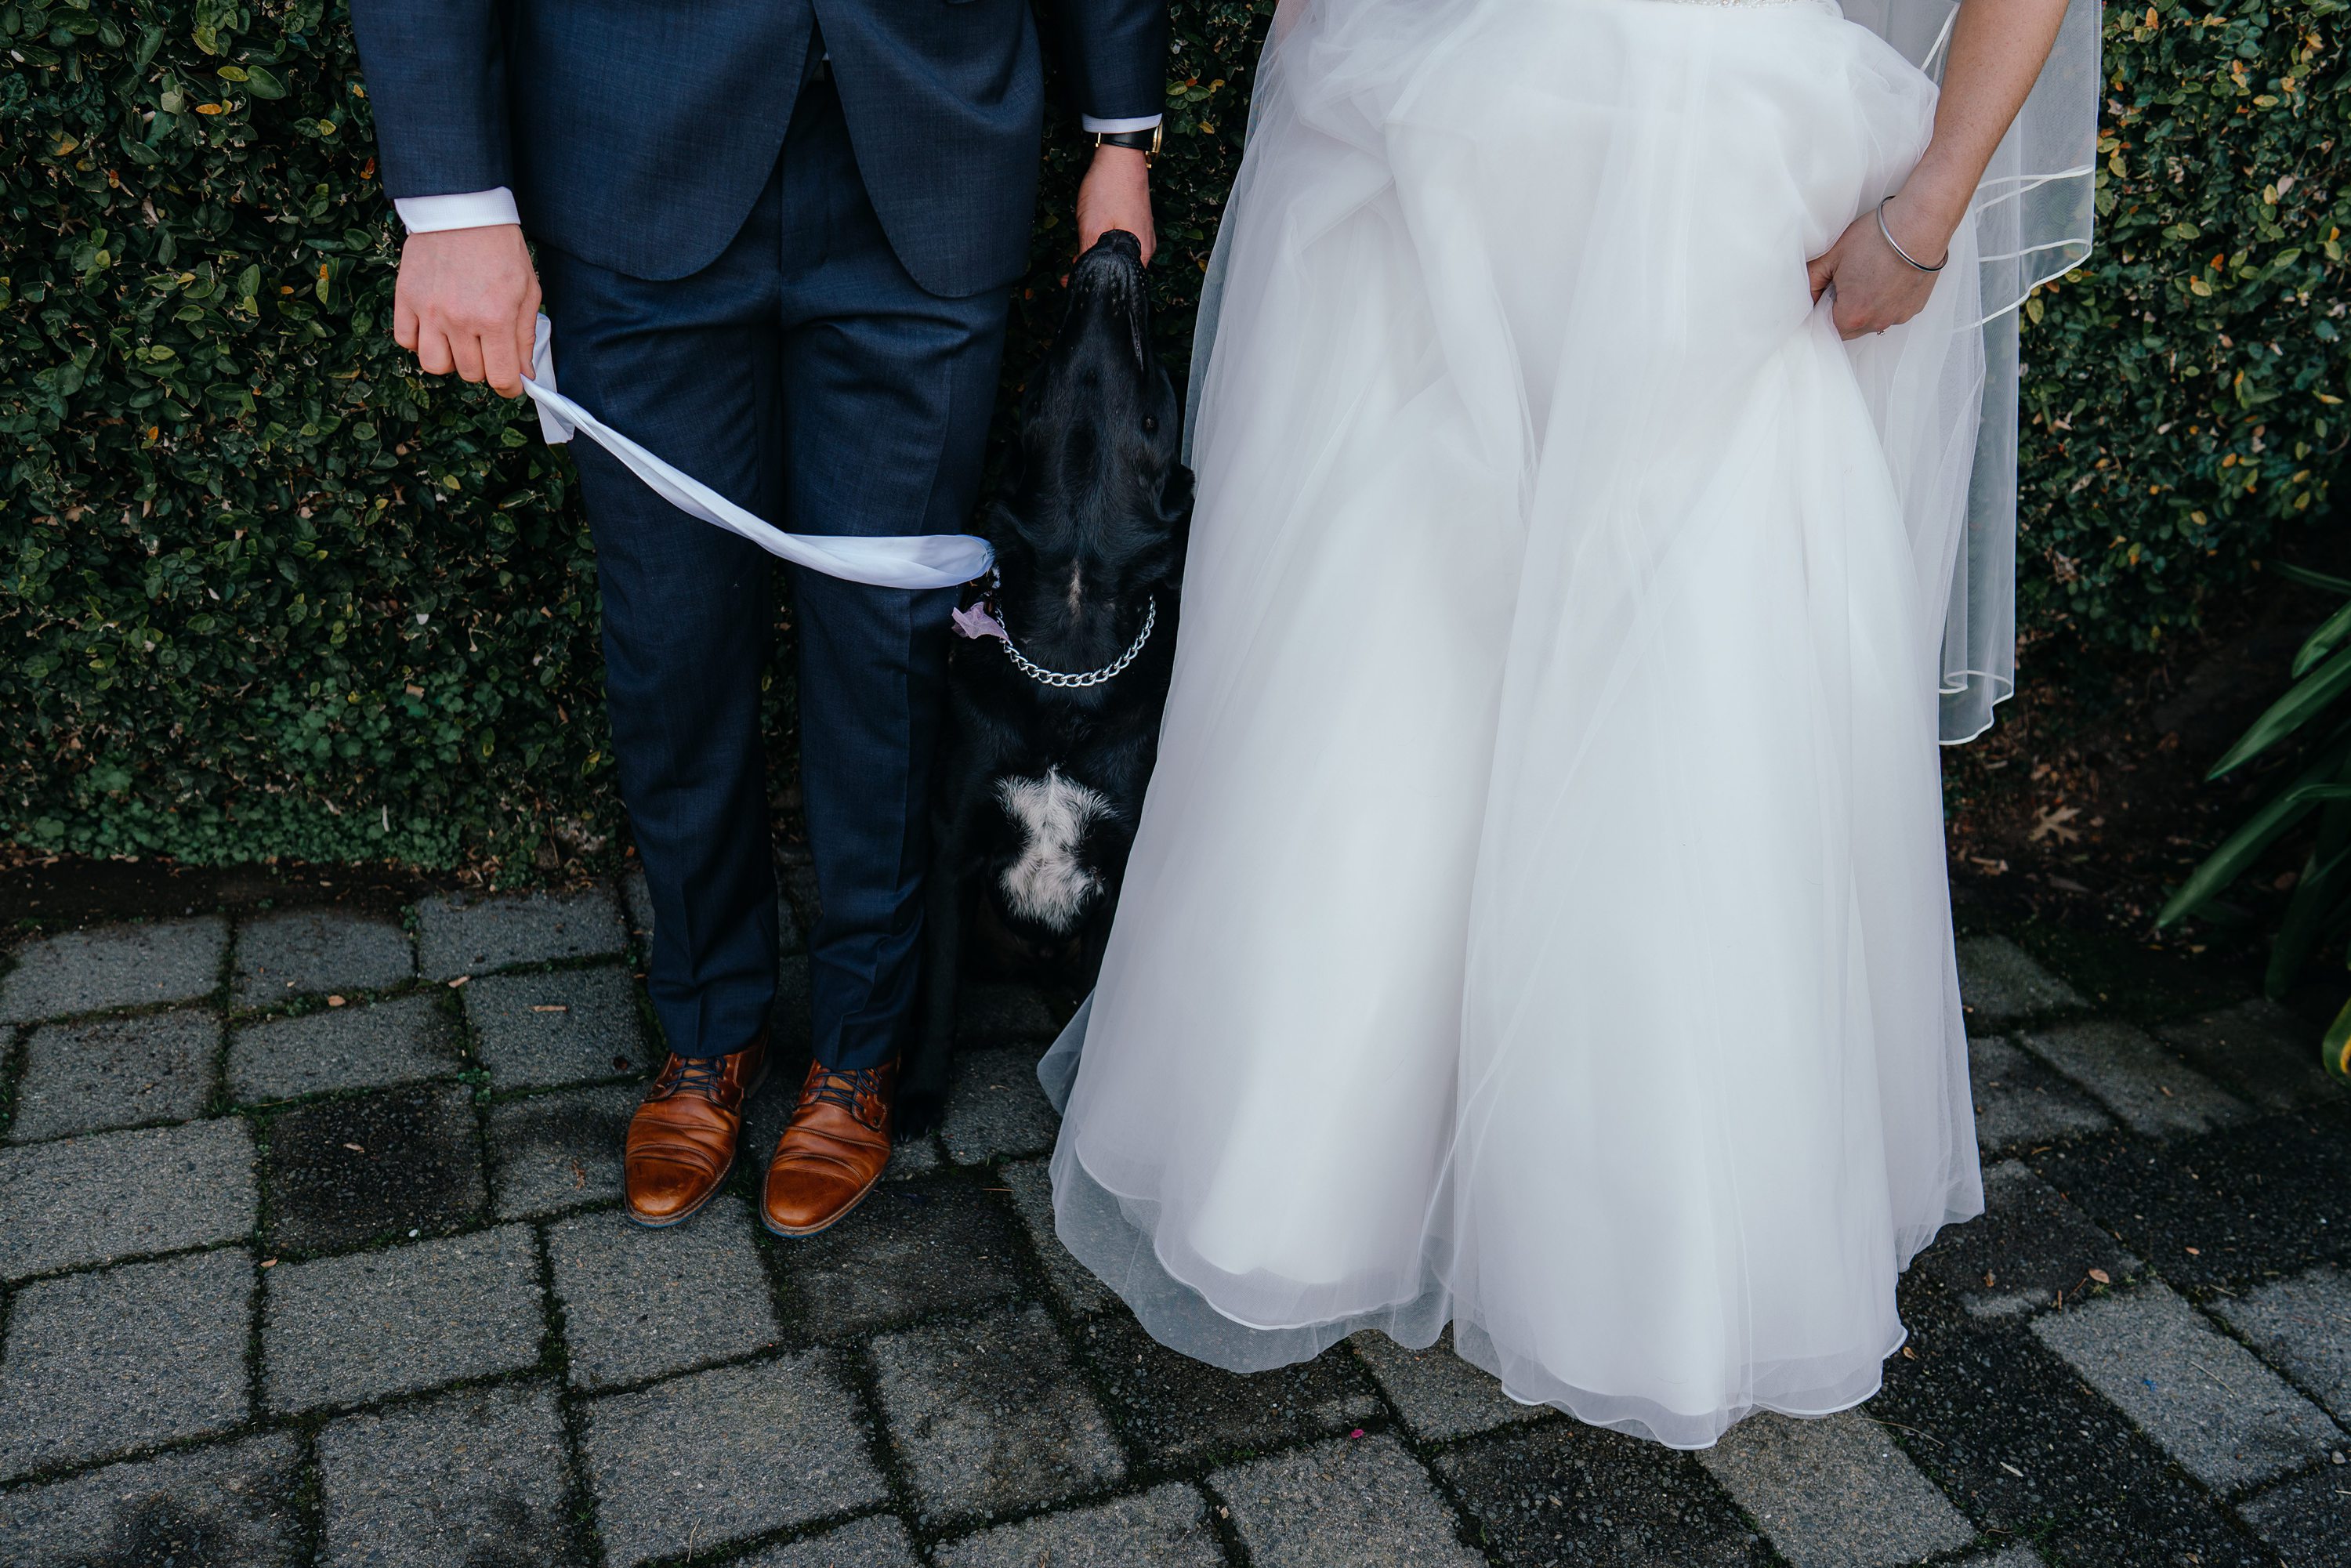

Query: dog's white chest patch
[994,769,1111,932]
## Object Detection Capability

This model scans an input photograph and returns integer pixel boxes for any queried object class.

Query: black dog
[900,230,1191,1135]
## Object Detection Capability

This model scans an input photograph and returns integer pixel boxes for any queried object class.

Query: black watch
[1090,125,1162,168]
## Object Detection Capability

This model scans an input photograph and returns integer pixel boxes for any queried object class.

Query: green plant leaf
[2265,834,2351,994]
[2292,595,2351,676]
[2324,995,2351,1086]
[2208,645,2351,777]
[2158,777,2351,925]
[2275,562,2351,596]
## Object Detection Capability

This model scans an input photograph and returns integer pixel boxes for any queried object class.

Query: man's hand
[1075,145,1156,265]
[393,224,542,397]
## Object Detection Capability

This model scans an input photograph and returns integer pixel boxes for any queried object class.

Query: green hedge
[2021,0,2349,650]
[1,0,2342,868]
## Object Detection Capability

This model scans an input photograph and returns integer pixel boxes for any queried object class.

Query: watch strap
[1091,125,1162,167]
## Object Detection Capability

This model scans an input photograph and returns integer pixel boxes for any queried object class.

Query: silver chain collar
[987,572,1159,690]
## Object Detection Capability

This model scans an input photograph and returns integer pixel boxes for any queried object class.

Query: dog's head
[991,230,1191,669]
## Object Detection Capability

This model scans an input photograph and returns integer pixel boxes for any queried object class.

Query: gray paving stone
[2236,1463,2351,1568]
[1214,1432,1483,1568]
[778,1177,1022,1342]
[417,885,626,980]
[465,965,647,1089]
[1434,1420,1767,1568]
[621,866,655,942]
[2212,1266,2351,1425]
[1353,1326,1545,1441]
[958,983,1061,1048]
[0,1117,256,1280]
[1958,1551,2049,1568]
[1003,1157,1114,1315]
[1084,1313,1379,1467]
[1955,936,2084,1028]
[739,1515,922,1568]
[582,1352,885,1568]
[9,1008,219,1142]
[545,1198,780,1389]
[488,1081,637,1219]
[0,914,227,1023]
[0,1248,253,1479]
[229,991,456,1103]
[318,1382,578,1568]
[0,1432,303,1566]
[265,1222,544,1411]
[265,1083,487,1252]
[2031,1280,2342,1491]
[232,907,415,1005]
[936,1483,1223,1568]
[1697,1410,1976,1568]
[940,1045,1060,1164]
[1911,1160,2142,1318]
[1966,1034,2114,1152]
[2156,998,2344,1115]
[2017,1019,2251,1139]
[872,1302,1125,1526]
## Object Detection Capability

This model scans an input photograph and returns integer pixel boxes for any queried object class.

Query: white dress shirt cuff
[1081,114,1163,135]
[393,187,522,234]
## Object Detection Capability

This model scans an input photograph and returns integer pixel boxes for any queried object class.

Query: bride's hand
[1805,194,1955,340]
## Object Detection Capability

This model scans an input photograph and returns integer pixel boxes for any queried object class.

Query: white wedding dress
[1040,0,2098,1448]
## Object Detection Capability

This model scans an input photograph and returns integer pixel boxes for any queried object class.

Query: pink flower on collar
[951,602,1008,642]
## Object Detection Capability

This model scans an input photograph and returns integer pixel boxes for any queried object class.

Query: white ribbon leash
[521,315,994,591]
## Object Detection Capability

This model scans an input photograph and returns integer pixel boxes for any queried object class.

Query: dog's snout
[1086,229,1145,266]
[1063,230,1153,378]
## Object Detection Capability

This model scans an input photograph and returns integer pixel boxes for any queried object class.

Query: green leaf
[2275,562,2351,595]
[2159,775,2351,926]
[2293,596,2351,676]
[243,64,287,99]
[2208,646,2351,777]
[2323,997,2351,1087]
[2265,833,2351,994]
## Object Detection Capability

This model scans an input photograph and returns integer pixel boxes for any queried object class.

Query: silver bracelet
[1875,197,1948,273]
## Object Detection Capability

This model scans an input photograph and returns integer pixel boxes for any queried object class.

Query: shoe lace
[802,1065,885,1124]
[654,1053,729,1101]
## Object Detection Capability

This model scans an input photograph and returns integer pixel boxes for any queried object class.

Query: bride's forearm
[1891,0,2072,257]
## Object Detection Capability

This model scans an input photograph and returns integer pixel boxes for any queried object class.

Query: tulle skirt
[1041,0,1987,1450]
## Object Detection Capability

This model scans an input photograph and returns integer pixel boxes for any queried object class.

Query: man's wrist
[1087,143,1151,176]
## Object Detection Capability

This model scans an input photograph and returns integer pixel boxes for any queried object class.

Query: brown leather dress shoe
[624,1034,767,1228]
[761,1059,897,1237]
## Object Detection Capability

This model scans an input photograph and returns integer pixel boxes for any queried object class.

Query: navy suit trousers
[539,69,1010,1069]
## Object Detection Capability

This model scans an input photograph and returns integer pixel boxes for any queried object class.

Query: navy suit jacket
[350,0,1166,298]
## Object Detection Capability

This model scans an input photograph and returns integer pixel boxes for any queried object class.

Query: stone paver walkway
[1,877,2346,1566]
